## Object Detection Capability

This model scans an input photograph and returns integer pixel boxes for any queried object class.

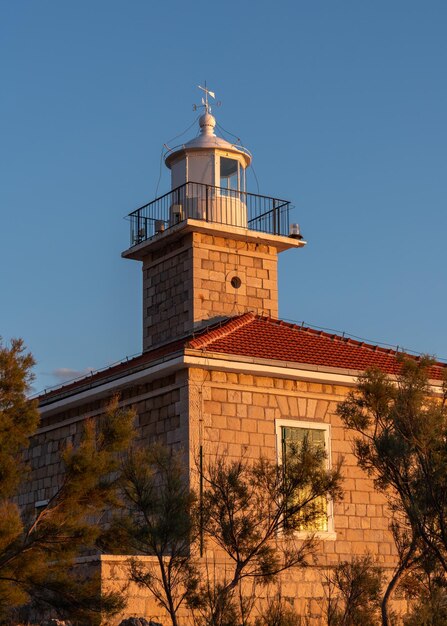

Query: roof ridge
[187,312,256,350]
[253,315,446,370]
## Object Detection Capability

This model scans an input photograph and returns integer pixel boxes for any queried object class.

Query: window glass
[220,157,238,190]
[281,425,328,532]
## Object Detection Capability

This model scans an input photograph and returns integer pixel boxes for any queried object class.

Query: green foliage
[189,578,301,626]
[188,578,240,626]
[253,593,301,626]
[337,357,447,624]
[189,448,343,626]
[325,556,383,626]
[0,338,39,499]
[190,577,304,626]
[15,569,125,626]
[0,339,135,623]
[102,444,199,626]
[404,585,447,626]
[203,449,343,577]
[103,437,342,626]
[402,560,447,626]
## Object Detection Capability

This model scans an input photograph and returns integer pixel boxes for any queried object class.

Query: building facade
[22,96,445,623]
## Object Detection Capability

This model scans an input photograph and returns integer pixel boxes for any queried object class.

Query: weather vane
[193,81,221,114]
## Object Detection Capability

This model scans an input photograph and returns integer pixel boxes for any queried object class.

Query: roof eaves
[184,346,446,387]
[38,346,186,406]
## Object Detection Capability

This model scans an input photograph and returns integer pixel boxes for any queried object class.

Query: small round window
[231,276,242,289]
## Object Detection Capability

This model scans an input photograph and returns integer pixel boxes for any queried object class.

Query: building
[23,91,446,623]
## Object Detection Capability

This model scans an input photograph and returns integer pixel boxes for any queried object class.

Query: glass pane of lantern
[220,157,238,190]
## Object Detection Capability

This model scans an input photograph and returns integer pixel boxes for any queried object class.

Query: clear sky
[1,1,446,394]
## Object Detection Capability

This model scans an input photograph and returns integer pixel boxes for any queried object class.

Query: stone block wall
[142,231,279,351]
[18,371,190,515]
[20,362,411,623]
[191,232,279,327]
[142,235,194,351]
[188,367,398,571]
[100,554,408,625]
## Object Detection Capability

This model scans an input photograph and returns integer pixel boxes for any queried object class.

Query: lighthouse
[122,87,306,351]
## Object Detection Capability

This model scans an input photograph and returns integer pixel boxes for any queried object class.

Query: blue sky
[1,1,446,393]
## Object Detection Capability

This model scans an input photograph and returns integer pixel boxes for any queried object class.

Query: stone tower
[122,89,306,351]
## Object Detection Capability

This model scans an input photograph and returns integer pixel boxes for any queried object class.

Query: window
[220,157,245,192]
[276,419,335,537]
[220,157,238,190]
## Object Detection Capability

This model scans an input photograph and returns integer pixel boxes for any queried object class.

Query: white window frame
[275,418,336,540]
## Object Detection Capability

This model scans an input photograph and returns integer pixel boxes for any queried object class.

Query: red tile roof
[187,313,446,380]
[39,337,186,403]
[39,313,446,403]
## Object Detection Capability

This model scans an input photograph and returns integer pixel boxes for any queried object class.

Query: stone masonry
[18,372,190,512]
[188,368,396,570]
[97,366,404,625]
[25,357,407,624]
[142,230,279,350]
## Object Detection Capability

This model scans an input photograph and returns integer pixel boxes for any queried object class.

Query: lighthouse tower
[122,88,306,351]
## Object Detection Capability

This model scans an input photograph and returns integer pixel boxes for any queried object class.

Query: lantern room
[164,111,252,228]
[124,87,302,249]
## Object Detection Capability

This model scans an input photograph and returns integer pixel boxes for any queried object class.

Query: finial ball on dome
[199,112,216,135]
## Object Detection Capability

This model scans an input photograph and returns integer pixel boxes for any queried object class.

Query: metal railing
[127,182,291,246]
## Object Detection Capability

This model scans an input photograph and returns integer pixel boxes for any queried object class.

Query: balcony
[127,182,292,247]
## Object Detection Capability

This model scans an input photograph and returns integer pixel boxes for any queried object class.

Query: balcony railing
[127,182,291,247]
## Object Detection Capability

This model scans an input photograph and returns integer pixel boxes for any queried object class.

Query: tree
[324,556,383,626]
[190,442,343,626]
[0,338,136,624]
[253,591,301,626]
[401,557,447,626]
[103,437,342,626]
[102,444,200,626]
[336,357,447,625]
